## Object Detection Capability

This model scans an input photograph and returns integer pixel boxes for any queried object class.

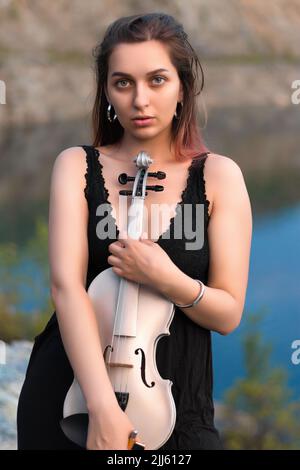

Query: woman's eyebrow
[111,68,170,78]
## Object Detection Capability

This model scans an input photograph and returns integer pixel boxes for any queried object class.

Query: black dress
[17,145,223,450]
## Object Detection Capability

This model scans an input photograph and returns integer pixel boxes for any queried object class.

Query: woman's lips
[132,117,155,127]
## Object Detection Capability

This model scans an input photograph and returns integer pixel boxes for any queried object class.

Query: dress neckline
[92,146,209,244]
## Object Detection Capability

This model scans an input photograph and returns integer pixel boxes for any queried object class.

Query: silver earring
[107,103,118,123]
[174,101,183,119]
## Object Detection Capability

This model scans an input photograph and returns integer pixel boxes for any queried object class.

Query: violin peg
[147,171,166,179]
[118,173,128,185]
[118,173,135,184]
[119,190,133,196]
[145,185,164,192]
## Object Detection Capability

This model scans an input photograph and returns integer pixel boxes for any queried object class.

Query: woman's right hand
[86,404,137,450]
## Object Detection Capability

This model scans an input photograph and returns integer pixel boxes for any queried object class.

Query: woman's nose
[132,83,150,107]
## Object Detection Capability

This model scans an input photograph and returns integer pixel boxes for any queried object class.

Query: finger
[107,255,123,267]
[111,266,123,277]
[109,241,125,253]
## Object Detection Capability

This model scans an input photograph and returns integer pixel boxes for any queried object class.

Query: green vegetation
[0,294,52,343]
[0,216,53,343]
[0,200,49,247]
[220,311,300,449]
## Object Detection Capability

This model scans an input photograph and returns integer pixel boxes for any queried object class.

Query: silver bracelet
[174,279,206,308]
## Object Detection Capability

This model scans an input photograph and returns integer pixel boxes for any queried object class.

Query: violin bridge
[106,362,134,368]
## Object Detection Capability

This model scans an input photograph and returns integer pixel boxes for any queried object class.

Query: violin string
[119,167,141,399]
[108,279,120,396]
[117,171,142,399]
[117,279,128,397]
[117,244,140,398]
[111,161,150,406]
[109,268,128,396]
[113,277,124,395]
[122,169,149,398]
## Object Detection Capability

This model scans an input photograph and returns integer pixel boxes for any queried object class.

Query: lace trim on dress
[199,153,211,225]
[82,145,90,201]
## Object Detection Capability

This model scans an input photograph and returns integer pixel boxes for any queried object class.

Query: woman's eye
[116,79,129,88]
[115,76,166,88]
[152,76,165,84]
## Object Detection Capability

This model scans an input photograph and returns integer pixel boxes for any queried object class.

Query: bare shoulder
[53,145,88,168]
[51,146,90,184]
[49,146,91,204]
[205,152,244,180]
[204,152,249,213]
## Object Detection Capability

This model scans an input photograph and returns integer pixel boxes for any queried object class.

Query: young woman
[17,13,252,450]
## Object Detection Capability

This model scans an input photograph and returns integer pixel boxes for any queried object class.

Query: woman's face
[105,40,183,140]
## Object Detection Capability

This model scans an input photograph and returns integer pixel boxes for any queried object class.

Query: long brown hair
[91,12,209,161]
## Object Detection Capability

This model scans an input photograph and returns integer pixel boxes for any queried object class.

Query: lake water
[213,202,300,401]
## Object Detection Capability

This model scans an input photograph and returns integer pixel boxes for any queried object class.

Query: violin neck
[114,196,145,337]
[127,196,146,240]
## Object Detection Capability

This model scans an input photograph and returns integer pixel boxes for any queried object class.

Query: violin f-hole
[135,348,155,388]
[103,344,113,362]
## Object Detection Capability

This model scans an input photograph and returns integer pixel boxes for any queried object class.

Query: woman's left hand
[107,230,177,288]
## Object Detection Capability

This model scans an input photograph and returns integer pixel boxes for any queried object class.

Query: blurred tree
[220,311,300,449]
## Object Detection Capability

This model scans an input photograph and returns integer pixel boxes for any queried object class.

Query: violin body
[62,268,176,449]
[60,151,177,450]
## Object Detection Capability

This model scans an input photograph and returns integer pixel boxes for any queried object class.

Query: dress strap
[186,152,211,225]
[199,153,211,224]
[81,145,101,205]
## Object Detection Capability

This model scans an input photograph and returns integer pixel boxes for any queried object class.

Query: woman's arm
[157,155,253,335]
[48,147,118,412]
